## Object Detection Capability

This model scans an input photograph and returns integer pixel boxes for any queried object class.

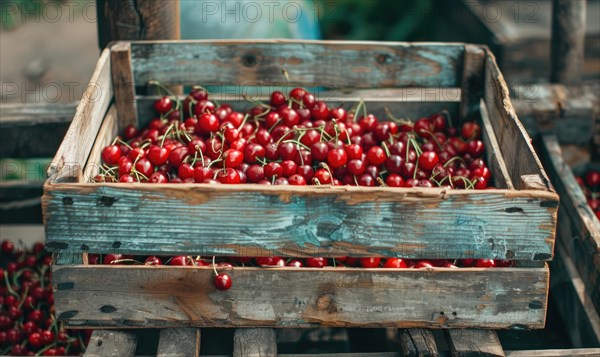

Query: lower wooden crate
[539,134,600,314]
[52,254,549,329]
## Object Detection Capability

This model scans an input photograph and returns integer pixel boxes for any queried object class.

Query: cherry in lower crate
[0,240,91,356]
[575,169,600,219]
[94,84,492,189]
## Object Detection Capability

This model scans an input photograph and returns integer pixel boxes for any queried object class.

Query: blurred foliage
[1,0,83,30]
[316,0,435,41]
[0,159,49,182]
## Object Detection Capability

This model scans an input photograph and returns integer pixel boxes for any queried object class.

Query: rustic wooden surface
[83,105,118,181]
[482,51,553,191]
[540,135,600,313]
[48,49,112,183]
[480,99,513,189]
[551,0,587,84]
[447,329,505,357]
[399,329,439,357]
[84,330,137,357]
[52,264,548,329]
[156,328,200,357]
[460,45,486,121]
[43,184,557,260]
[233,329,277,357]
[504,349,600,357]
[96,0,180,50]
[110,42,138,130]
[129,41,465,88]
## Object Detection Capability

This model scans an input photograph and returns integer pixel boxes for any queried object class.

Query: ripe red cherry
[217,168,241,184]
[306,257,328,268]
[311,142,329,162]
[346,159,366,175]
[585,170,600,188]
[344,144,363,160]
[154,96,173,114]
[475,259,495,268]
[461,121,481,140]
[418,151,439,171]
[28,332,43,348]
[170,256,191,266]
[270,91,286,106]
[256,257,285,266]
[360,257,381,268]
[223,149,244,168]
[1,240,14,254]
[366,146,386,165]
[313,168,332,184]
[149,171,168,183]
[135,158,154,178]
[311,101,330,121]
[279,107,300,127]
[102,145,122,165]
[384,258,408,268]
[147,145,171,166]
[288,174,307,185]
[287,259,304,267]
[467,140,485,157]
[40,330,55,344]
[123,125,138,140]
[197,113,219,133]
[327,148,348,168]
[386,174,404,187]
[145,256,163,265]
[214,273,232,291]
[414,260,434,268]
[103,254,125,264]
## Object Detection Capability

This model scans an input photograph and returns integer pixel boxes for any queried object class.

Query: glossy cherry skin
[384,258,408,268]
[214,273,232,291]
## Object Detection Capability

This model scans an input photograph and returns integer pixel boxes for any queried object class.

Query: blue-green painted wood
[43,184,557,260]
[52,265,549,328]
[129,40,464,88]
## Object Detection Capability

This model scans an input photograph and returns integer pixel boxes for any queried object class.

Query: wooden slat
[505,348,600,357]
[480,99,514,189]
[43,185,557,260]
[483,51,553,191]
[399,329,439,357]
[97,0,180,50]
[110,42,137,130]
[447,329,505,357]
[550,0,587,84]
[52,265,548,329]
[460,45,486,121]
[83,105,118,181]
[280,354,401,357]
[48,49,113,183]
[84,330,137,357]
[156,328,200,357]
[540,135,600,313]
[129,41,465,88]
[233,328,277,357]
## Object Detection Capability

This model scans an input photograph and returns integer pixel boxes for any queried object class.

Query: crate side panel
[130,41,464,88]
[43,185,556,260]
[52,266,548,329]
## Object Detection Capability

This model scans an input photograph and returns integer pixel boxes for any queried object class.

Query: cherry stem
[17,285,29,310]
[35,341,60,356]
[3,271,18,297]
[320,162,334,184]
[268,119,283,134]
[377,177,387,187]
[160,124,175,147]
[282,68,290,82]
[212,256,218,276]
[117,139,133,150]
[242,94,271,110]
[381,141,391,157]
[443,155,465,168]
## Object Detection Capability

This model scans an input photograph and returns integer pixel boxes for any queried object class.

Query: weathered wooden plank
[483,52,553,191]
[43,184,556,260]
[540,135,600,313]
[129,41,465,88]
[505,349,600,357]
[447,329,504,357]
[233,329,276,357]
[156,328,200,357]
[97,0,180,50]
[84,330,137,357]
[0,102,76,158]
[83,105,118,181]
[550,237,600,346]
[460,45,486,121]
[48,49,113,183]
[52,265,548,329]
[551,0,587,84]
[280,354,400,357]
[399,329,439,357]
[480,99,513,189]
[110,42,137,130]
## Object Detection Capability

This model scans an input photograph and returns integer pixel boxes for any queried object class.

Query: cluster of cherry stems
[1,241,90,356]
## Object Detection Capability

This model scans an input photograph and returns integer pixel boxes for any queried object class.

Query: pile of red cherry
[576,169,600,219]
[0,241,90,356]
[97,84,492,188]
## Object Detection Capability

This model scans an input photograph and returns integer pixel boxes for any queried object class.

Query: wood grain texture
[233,329,276,357]
[399,329,438,357]
[0,102,75,158]
[447,329,504,357]
[84,330,137,357]
[110,42,137,130]
[83,105,118,181]
[540,135,600,313]
[550,237,600,347]
[483,52,553,191]
[460,45,486,121]
[505,349,600,357]
[43,184,557,260]
[48,49,113,183]
[551,0,587,84]
[156,328,200,357]
[97,0,180,50]
[51,265,548,329]
[480,99,513,189]
[129,41,465,88]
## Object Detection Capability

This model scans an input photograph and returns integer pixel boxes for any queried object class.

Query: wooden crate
[539,134,600,314]
[442,0,600,84]
[44,40,558,329]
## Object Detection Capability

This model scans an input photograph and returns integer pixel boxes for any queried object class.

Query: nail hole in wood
[58,310,78,319]
[62,197,73,205]
[98,196,118,207]
[505,207,524,213]
[46,241,69,250]
[96,339,103,347]
[100,305,117,313]
[112,241,121,248]
[242,54,257,67]
[439,311,445,315]
[505,250,515,259]
[533,253,552,261]
[376,53,391,64]
[452,311,457,316]
[81,244,89,251]
[529,300,543,310]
